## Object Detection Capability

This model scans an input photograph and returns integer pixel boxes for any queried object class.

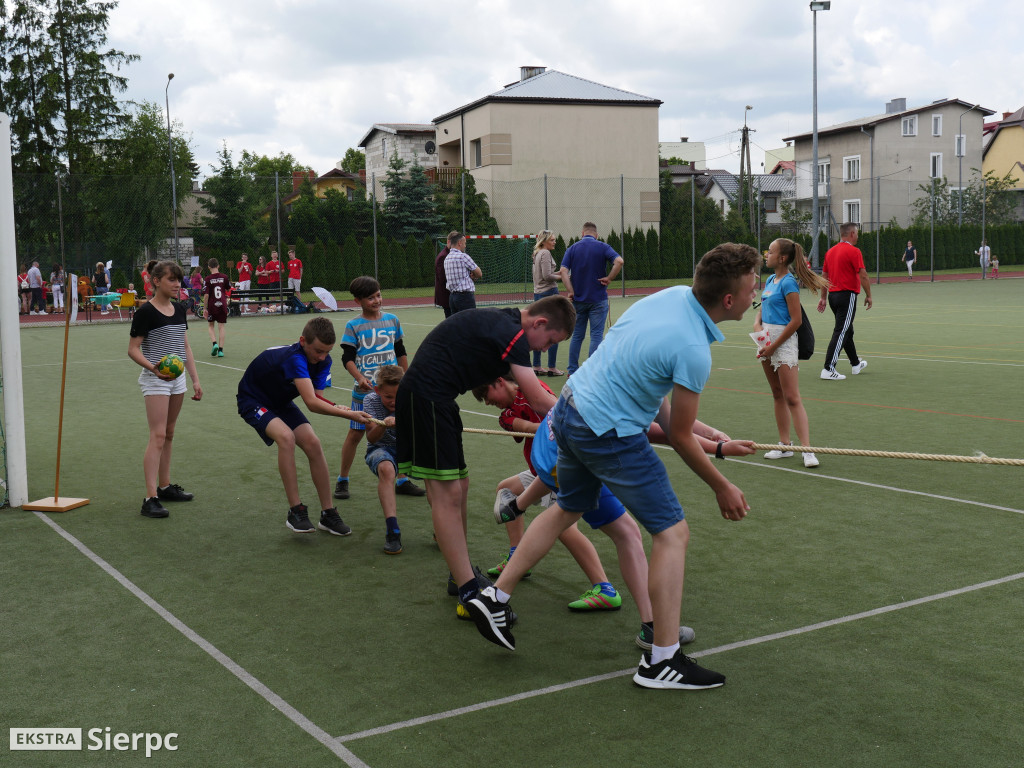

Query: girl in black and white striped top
[128,260,203,519]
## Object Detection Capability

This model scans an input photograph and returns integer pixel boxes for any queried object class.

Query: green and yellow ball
[156,354,185,379]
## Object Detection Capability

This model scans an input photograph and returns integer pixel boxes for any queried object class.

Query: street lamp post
[957,103,978,228]
[165,73,179,262]
[809,1,830,269]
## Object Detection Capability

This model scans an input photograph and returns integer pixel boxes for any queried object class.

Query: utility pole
[739,106,756,230]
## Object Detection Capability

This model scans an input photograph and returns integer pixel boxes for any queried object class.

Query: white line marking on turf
[33,512,369,768]
[335,570,1024,743]
[724,457,1024,515]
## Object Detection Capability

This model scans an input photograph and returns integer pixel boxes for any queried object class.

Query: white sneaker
[764,446,794,460]
[803,452,819,468]
[820,368,846,381]
[851,360,867,375]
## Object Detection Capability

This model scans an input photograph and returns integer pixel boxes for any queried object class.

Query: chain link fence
[10,170,1024,325]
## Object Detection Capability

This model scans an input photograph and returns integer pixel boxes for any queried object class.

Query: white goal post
[0,112,29,506]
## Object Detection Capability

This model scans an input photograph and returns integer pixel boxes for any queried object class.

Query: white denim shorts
[139,368,187,396]
[762,323,799,371]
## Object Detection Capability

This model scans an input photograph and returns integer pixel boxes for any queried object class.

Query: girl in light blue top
[752,238,830,468]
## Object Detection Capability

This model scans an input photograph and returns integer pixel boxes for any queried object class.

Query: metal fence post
[371,172,379,280]
[929,177,935,281]
[620,174,625,297]
[691,178,697,279]
[275,171,284,312]
[543,173,548,230]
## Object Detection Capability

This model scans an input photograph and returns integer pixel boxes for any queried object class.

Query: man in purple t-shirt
[559,222,624,375]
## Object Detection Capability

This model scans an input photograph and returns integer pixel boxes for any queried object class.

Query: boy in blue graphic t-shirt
[333,276,424,502]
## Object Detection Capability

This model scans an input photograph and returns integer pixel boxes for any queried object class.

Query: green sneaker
[486,553,530,578]
[568,585,622,612]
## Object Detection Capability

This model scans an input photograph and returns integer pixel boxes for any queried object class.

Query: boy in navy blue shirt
[237,316,369,534]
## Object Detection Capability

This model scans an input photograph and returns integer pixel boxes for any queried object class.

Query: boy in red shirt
[266,251,282,291]
[287,248,303,299]
[472,374,623,613]
[236,253,253,313]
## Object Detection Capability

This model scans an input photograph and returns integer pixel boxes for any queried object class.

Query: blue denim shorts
[551,393,684,535]
[366,444,398,476]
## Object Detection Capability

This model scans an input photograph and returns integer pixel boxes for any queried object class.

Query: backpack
[797,305,814,360]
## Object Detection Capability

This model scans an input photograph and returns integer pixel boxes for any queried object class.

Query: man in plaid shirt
[444,232,482,313]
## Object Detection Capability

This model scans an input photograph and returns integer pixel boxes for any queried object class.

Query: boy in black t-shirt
[396,295,575,617]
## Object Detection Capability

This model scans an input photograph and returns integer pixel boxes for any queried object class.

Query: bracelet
[715,441,725,460]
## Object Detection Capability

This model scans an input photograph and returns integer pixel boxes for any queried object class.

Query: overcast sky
[106,0,1024,179]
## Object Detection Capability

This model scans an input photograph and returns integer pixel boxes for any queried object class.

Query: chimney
[1003,112,1013,120]
[885,98,907,114]
[520,65,546,81]
[293,169,315,191]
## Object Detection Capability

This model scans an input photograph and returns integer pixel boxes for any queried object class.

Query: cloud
[106,0,1024,177]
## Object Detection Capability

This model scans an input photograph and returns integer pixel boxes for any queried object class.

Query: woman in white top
[531,230,564,376]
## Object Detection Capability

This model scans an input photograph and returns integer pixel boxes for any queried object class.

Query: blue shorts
[536,459,625,530]
[237,396,309,447]
[366,444,397,476]
[348,398,366,431]
[552,393,684,535]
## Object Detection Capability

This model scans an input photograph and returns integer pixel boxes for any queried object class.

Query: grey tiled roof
[433,69,661,123]
[702,171,793,201]
[490,69,659,103]
[357,123,435,148]
[782,98,994,142]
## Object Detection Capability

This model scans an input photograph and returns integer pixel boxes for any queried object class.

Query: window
[470,139,482,168]
[762,195,777,213]
[843,200,861,224]
[902,115,917,136]
[930,152,943,179]
[932,114,942,136]
[843,155,861,182]
[381,138,387,156]
[817,160,830,182]
[955,134,966,157]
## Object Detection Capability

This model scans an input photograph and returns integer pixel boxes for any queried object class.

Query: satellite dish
[424,140,436,155]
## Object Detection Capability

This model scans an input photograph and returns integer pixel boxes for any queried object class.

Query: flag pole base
[23,496,90,512]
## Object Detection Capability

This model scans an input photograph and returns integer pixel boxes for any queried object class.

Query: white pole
[0,113,29,506]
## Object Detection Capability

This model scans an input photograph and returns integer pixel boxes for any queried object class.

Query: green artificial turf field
[2,276,1022,767]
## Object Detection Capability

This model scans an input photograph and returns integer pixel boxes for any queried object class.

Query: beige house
[432,67,662,237]
[982,107,1024,221]
[783,98,994,232]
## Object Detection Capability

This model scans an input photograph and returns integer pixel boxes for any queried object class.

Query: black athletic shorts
[395,386,468,481]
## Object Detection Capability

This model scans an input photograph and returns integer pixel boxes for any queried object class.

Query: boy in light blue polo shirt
[468,242,761,691]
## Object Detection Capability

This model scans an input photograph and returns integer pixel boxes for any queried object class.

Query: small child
[124,282,138,316]
[128,259,202,519]
[991,255,999,279]
[237,316,369,534]
[361,364,408,554]
[204,257,230,357]
[472,373,624,613]
[334,276,423,501]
